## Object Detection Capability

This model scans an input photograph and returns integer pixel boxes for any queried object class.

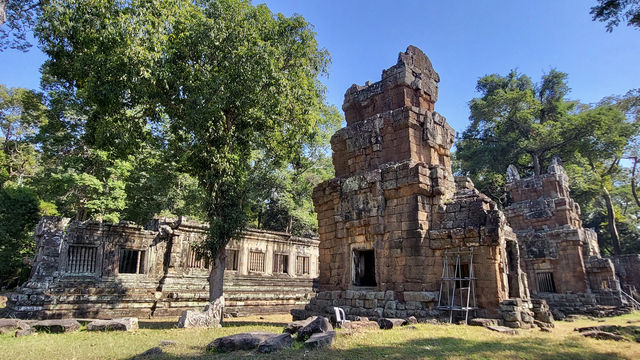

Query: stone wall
[505,159,623,313]
[5,217,319,319]
[308,46,530,321]
[611,254,640,302]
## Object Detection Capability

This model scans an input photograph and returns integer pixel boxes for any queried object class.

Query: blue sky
[1,0,639,134]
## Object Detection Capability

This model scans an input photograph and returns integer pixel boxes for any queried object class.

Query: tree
[247,103,342,236]
[591,0,640,32]
[455,70,578,203]
[36,0,330,321]
[0,0,42,51]
[0,184,40,287]
[455,70,638,255]
[0,84,46,185]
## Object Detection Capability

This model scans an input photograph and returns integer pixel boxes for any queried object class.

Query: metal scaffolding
[437,247,477,324]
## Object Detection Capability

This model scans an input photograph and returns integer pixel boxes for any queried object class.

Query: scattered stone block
[341,320,379,332]
[304,331,337,349]
[33,319,80,333]
[297,317,333,340]
[257,333,293,353]
[406,316,418,325]
[580,330,628,341]
[486,325,519,335]
[87,318,138,331]
[378,318,407,329]
[0,318,22,332]
[207,332,278,352]
[178,299,223,328]
[159,340,177,347]
[469,318,499,327]
[291,309,308,321]
[283,316,317,334]
[534,320,554,329]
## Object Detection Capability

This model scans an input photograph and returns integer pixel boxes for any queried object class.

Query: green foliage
[455,69,639,253]
[247,104,342,236]
[0,84,47,186]
[0,183,40,287]
[591,0,640,32]
[0,0,42,51]
[455,69,578,204]
[36,0,331,269]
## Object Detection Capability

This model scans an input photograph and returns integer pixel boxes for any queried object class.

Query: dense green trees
[33,0,333,308]
[455,70,639,255]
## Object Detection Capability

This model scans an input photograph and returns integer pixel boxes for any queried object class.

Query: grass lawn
[1,312,639,359]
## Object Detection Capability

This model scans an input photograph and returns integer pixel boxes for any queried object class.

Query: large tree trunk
[208,248,226,323]
[603,186,622,255]
[631,157,640,208]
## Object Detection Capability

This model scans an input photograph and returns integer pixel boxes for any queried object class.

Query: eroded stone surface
[469,318,499,327]
[257,333,293,353]
[87,318,138,331]
[284,316,317,334]
[177,299,223,328]
[304,331,337,349]
[297,317,333,340]
[207,332,278,352]
[486,325,519,335]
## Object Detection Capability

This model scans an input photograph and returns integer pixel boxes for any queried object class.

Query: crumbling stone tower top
[331,46,455,181]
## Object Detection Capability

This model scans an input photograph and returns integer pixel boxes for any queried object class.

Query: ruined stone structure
[5,217,319,319]
[304,46,531,321]
[504,159,624,313]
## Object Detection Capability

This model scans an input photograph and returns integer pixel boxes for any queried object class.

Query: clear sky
[1,0,639,134]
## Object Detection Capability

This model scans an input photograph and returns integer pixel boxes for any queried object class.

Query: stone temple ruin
[304,46,532,323]
[505,159,627,314]
[5,217,319,319]
[5,46,640,325]
[299,46,639,325]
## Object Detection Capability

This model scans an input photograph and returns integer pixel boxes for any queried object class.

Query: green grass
[1,313,639,359]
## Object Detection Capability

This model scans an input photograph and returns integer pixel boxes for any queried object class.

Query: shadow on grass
[223,321,288,328]
[139,321,177,330]
[128,335,630,360]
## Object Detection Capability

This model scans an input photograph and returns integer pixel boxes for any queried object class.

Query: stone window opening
[186,245,209,269]
[118,248,146,274]
[296,256,310,275]
[66,245,98,274]
[249,251,265,272]
[273,253,288,274]
[225,249,239,271]
[535,271,557,293]
[353,249,376,287]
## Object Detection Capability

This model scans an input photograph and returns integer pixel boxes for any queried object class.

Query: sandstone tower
[308,46,531,319]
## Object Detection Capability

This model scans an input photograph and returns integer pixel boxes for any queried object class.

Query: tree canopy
[591,0,640,31]
[455,69,638,254]
[34,0,333,307]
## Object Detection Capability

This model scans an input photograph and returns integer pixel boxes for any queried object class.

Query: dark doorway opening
[353,249,376,286]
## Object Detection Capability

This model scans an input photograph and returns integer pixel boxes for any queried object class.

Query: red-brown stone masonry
[343,86,435,125]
